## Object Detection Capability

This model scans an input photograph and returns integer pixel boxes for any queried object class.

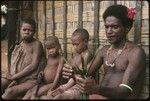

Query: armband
[119,84,133,92]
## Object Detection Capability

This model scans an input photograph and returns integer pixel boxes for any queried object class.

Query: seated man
[63,5,146,99]
[2,18,46,99]
[23,36,66,99]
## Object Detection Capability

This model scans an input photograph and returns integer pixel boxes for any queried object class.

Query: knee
[2,88,14,99]
[54,94,62,99]
[4,88,14,95]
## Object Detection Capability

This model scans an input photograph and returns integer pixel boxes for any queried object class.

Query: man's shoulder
[98,45,110,52]
[127,42,146,58]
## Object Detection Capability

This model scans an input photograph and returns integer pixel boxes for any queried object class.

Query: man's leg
[2,80,36,99]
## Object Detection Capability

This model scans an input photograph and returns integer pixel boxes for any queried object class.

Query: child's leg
[2,80,36,99]
[31,83,53,99]
[22,85,37,99]
[1,77,11,93]
[54,88,80,99]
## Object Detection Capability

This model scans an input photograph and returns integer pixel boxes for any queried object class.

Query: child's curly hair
[44,36,60,48]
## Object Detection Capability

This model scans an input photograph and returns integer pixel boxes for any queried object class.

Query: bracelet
[119,84,133,92]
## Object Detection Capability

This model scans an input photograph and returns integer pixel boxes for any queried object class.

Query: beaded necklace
[105,42,127,68]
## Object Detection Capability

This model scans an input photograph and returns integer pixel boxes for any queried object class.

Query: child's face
[20,23,34,41]
[71,35,87,54]
[46,44,59,57]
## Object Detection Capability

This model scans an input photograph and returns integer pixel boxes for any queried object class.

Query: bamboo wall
[32,1,149,98]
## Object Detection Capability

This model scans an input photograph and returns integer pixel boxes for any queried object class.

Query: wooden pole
[93,0,100,53]
[63,1,67,59]
[78,1,83,28]
[51,1,55,36]
[7,1,19,73]
[134,1,142,44]
[44,1,47,40]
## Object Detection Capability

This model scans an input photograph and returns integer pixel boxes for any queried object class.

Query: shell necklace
[105,42,127,68]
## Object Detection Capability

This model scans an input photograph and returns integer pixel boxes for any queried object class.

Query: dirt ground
[1,40,8,76]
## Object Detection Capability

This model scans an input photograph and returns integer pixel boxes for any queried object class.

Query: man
[2,18,46,99]
[62,5,146,99]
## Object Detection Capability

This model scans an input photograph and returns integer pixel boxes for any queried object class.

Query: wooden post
[63,1,67,59]
[7,1,19,73]
[78,1,83,28]
[93,0,100,83]
[134,1,142,44]
[44,1,47,40]
[35,1,38,39]
[51,1,55,36]
[93,0,100,53]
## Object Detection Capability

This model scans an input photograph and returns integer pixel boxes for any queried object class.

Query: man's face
[104,16,126,44]
[71,35,86,54]
[20,23,34,41]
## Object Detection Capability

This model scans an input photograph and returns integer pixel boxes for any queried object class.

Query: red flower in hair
[127,8,136,19]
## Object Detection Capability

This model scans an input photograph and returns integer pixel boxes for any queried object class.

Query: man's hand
[62,64,74,79]
[75,75,97,94]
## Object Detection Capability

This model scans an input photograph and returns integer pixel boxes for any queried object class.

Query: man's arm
[87,46,105,76]
[11,41,44,80]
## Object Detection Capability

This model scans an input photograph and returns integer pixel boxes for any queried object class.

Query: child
[23,36,66,99]
[2,18,46,99]
[43,28,93,99]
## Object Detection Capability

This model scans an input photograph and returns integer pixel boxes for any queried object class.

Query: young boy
[2,18,46,99]
[23,36,66,99]
[43,28,93,99]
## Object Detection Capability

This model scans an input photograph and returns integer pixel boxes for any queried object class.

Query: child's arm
[59,78,75,91]
[51,57,65,90]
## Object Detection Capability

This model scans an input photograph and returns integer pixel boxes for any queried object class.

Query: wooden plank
[134,1,142,43]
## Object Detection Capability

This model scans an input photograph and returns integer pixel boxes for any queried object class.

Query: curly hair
[44,36,60,48]
[103,5,134,28]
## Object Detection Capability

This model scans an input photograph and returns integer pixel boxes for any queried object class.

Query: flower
[127,8,136,19]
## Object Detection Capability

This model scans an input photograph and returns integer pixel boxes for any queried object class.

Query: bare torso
[43,55,61,84]
[100,41,145,97]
